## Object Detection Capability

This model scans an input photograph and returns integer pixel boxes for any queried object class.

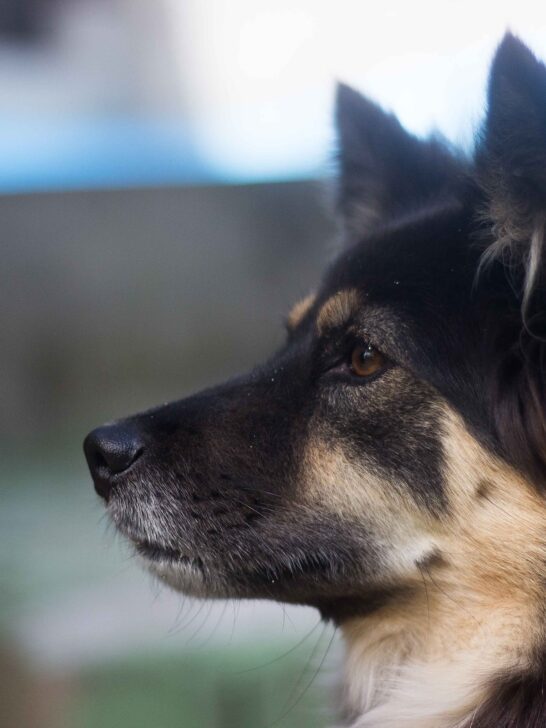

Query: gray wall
[2,181,336,453]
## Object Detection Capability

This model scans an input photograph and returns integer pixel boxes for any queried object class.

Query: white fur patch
[143,557,211,598]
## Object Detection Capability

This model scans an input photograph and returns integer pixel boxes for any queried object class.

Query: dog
[84,33,546,727]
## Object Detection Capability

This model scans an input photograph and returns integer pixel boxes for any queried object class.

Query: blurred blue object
[0,116,217,193]
[0,1,542,193]
[0,113,323,193]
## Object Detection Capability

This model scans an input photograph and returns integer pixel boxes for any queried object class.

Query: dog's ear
[476,33,546,487]
[335,83,462,239]
[477,32,546,309]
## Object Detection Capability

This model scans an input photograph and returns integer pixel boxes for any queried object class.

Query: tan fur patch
[300,430,438,586]
[337,405,546,728]
[286,293,316,331]
[316,289,360,335]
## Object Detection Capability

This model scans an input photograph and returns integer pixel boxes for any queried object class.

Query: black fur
[461,657,546,728]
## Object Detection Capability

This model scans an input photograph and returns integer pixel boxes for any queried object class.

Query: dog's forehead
[293,204,481,367]
[284,203,478,369]
[323,205,474,308]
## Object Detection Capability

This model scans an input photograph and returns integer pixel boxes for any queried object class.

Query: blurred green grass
[72,648,331,728]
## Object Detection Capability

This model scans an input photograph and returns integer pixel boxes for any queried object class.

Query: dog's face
[84,34,546,623]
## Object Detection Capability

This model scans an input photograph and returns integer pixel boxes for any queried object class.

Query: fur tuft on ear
[335,82,464,240]
[476,33,546,487]
[476,32,546,313]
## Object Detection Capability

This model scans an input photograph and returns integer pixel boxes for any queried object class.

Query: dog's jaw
[141,556,213,598]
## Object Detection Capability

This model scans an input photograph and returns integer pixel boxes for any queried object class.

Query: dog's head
[84,34,546,623]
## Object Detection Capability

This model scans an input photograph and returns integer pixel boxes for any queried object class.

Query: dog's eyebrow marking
[286,293,316,331]
[316,289,360,335]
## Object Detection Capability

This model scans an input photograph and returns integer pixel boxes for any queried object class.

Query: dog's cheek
[318,369,448,514]
[297,437,439,585]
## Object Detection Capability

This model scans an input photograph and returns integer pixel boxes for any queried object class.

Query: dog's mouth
[134,539,204,571]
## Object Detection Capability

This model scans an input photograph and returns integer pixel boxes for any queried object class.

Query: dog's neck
[341,585,541,728]
[340,426,546,728]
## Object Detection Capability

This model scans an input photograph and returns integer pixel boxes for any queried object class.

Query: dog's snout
[84,424,144,500]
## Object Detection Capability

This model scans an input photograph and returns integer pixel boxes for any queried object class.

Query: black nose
[84,423,145,500]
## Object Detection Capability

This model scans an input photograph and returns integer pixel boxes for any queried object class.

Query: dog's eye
[350,344,386,378]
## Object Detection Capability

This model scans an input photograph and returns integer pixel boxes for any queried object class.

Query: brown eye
[350,344,386,378]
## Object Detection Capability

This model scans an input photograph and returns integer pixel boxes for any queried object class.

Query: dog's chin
[130,540,216,598]
[143,557,214,598]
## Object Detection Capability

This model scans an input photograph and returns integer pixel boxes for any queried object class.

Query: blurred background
[2,2,545,727]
